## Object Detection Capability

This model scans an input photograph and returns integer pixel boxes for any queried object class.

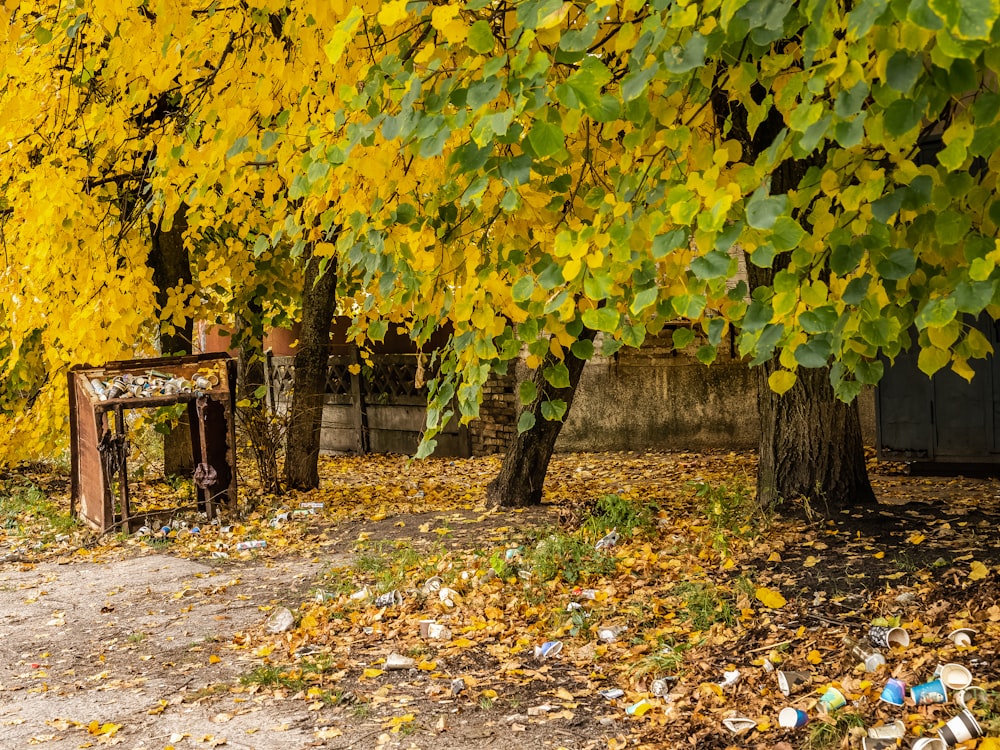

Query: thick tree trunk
[148,206,194,476]
[486,329,596,509]
[753,359,876,517]
[746,258,876,518]
[284,250,338,491]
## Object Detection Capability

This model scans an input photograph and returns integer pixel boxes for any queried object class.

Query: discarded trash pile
[88,367,221,400]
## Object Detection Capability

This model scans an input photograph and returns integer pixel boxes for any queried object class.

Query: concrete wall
[552,329,876,454]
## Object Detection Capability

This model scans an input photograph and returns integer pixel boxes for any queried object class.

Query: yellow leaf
[417,660,437,671]
[484,606,504,620]
[362,668,384,679]
[907,532,925,544]
[452,637,475,648]
[969,561,990,581]
[807,650,822,665]
[767,551,781,562]
[873,551,885,559]
[555,687,575,701]
[755,587,787,609]
[348,363,361,375]
[209,654,221,664]
[377,0,408,27]
[768,369,796,395]
[803,555,819,568]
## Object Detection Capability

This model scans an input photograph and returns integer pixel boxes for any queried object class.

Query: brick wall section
[471,371,517,456]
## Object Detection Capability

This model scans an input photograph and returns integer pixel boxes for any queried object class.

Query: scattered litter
[264,606,294,634]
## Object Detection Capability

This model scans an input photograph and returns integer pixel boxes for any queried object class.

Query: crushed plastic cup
[427,623,452,640]
[384,653,416,670]
[534,640,562,660]
[626,698,654,717]
[373,590,403,608]
[349,586,372,601]
[844,636,886,672]
[234,540,266,551]
[911,678,947,705]
[879,678,906,706]
[595,529,619,551]
[438,587,460,607]
[299,501,324,509]
[938,709,982,746]
[265,606,294,634]
[778,707,808,728]
[650,678,671,697]
[599,688,625,700]
[912,739,947,750]
[937,663,972,691]
[861,740,899,750]
[419,619,435,638]
[721,716,756,734]
[718,669,740,689]
[868,719,905,739]
[597,625,627,643]
[421,576,443,594]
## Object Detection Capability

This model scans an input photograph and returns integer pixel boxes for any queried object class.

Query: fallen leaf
[755,587,787,609]
[969,561,990,581]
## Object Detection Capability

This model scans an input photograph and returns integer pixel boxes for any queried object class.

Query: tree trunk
[284,250,338,491]
[745,258,876,518]
[148,205,194,476]
[753,358,876,517]
[486,329,596,509]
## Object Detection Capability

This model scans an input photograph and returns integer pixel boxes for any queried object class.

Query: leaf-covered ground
[1,450,1000,749]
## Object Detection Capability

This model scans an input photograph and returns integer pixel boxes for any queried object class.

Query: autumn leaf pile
[2,451,1000,749]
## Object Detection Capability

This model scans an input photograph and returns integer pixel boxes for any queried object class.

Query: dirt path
[0,554,332,749]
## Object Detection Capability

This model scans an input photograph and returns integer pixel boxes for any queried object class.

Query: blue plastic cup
[879,677,906,706]
[911,678,947,705]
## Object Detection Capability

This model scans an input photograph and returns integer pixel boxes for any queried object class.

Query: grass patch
[670,581,735,631]
[582,493,656,539]
[806,711,865,750]
[631,642,687,679]
[240,655,338,693]
[526,529,616,585]
[691,480,765,553]
[0,478,76,537]
[352,540,424,593]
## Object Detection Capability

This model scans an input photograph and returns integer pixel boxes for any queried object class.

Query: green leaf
[955,280,995,313]
[621,65,660,102]
[876,248,916,280]
[743,300,773,332]
[540,399,568,421]
[467,20,495,53]
[652,229,687,258]
[570,338,595,360]
[771,217,806,251]
[512,275,535,303]
[630,286,659,316]
[831,244,864,275]
[799,307,839,334]
[527,120,565,159]
[519,380,537,405]
[855,359,885,384]
[672,327,696,350]
[34,26,53,44]
[884,98,924,136]
[928,0,1000,40]
[794,337,832,368]
[690,251,732,280]
[517,411,536,433]
[696,345,717,364]
[662,32,707,74]
[581,306,620,332]
[916,297,959,328]
[885,51,924,92]
[750,243,777,268]
[543,362,571,389]
[583,270,614,301]
[745,189,788,230]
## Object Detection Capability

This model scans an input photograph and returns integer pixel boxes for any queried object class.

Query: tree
[322,0,1000,517]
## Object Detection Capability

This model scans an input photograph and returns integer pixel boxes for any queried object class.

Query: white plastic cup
[778,707,808,728]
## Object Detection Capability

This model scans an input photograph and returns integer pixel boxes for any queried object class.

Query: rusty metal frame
[68,353,238,532]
